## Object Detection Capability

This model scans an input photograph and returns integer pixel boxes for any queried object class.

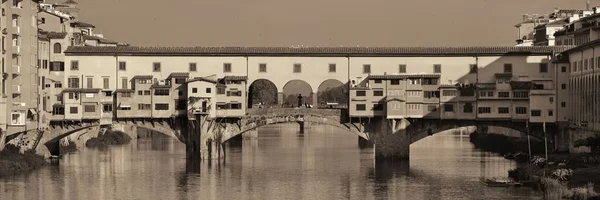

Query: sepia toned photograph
[1,0,600,199]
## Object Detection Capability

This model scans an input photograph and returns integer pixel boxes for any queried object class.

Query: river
[0,124,540,199]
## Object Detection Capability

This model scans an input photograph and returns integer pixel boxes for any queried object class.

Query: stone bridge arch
[317,79,348,108]
[220,108,369,143]
[248,79,278,108]
[282,80,314,107]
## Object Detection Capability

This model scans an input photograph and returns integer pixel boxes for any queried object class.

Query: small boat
[480,178,522,187]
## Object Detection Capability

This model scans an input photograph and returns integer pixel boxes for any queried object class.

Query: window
[52,107,65,115]
[504,64,512,73]
[86,77,93,88]
[10,112,24,125]
[154,103,169,110]
[53,43,61,53]
[68,92,79,100]
[84,105,95,113]
[259,63,267,72]
[138,91,143,95]
[175,100,187,110]
[50,62,65,71]
[514,91,529,98]
[548,110,554,116]
[373,90,384,96]
[549,97,554,103]
[407,91,421,97]
[498,92,510,98]
[422,78,438,85]
[573,62,577,72]
[356,91,366,96]
[469,64,477,73]
[561,84,566,89]
[121,92,132,98]
[408,79,420,85]
[138,104,151,110]
[226,90,242,97]
[68,77,79,88]
[178,90,183,96]
[539,63,548,73]
[189,63,197,72]
[230,103,242,110]
[498,107,509,114]
[516,107,527,114]
[293,64,301,73]
[57,96,63,102]
[217,88,225,95]
[103,77,109,89]
[144,90,150,95]
[223,63,232,73]
[531,110,541,116]
[121,78,128,89]
[442,90,456,97]
[206,88,211,93]
[444,104,454,112]
[407,104,421,110]
[153,62,161,72]
[118,106,131,111]
[118,62,126,71]
[561,66,566,72]
[391,80,400,85]
[154,89,170,96]
[70,60,79,70]
[329,64,336,72]
[399,64,406,73]
[373,104,384,111]
[54,82,63,88]
[478,107,491,114]
[424,91,439,99]
[104,91,112,97]
[463,103,473,113]
[561,102,566,108]
[356,104,366,111]
[192,88,198,93]
[433,64,441,73]
[363,64,371,74]
[69,107,78,114]
[175,78,186,84]
[374,80,382,84]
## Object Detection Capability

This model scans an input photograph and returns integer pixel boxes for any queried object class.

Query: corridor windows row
[360,64,442,74]
[530,109,554,117]
[216,103,242,110]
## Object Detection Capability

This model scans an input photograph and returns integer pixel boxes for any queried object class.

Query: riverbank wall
[0,144,47,178]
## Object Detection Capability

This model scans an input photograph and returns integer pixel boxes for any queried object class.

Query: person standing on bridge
[297,94,303,108]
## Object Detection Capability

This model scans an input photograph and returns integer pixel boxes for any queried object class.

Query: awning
[28,109,37,116]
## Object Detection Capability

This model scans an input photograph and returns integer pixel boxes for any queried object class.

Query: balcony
[11,65,19,75]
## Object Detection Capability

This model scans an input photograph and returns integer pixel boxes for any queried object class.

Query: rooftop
[40,31,68,39]
[64,46,574,56]
[71,21,95,28]
[82,34,119,44]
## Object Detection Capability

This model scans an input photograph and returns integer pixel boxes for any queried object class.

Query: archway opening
[282,80,313,108]
[248,79,278,108]
[317,79,348,109]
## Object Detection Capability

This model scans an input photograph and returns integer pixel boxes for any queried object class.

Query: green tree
[249,80,278,107]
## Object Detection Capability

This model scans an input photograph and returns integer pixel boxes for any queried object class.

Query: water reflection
[0,124,540,200]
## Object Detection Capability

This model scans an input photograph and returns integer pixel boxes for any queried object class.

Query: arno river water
[0,124,541,199]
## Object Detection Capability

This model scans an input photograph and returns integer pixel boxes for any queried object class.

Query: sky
[52,0,595,47]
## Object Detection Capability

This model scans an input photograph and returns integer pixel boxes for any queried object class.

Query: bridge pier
[298,121,305,134]
[358,136,373,148]
[373,118,410,160]
[186,115,224,161]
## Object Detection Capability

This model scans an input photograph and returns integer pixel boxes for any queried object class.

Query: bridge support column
[358,136,373,148]
[373,118,410,160]
[277,92,284,107]
[0,129,5,151]
[186,115,224,160]
[298,121,305,134]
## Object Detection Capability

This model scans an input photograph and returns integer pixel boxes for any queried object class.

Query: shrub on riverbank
[0,144,47,178]
[469,132,546,156]
[540,177,597,200]
[86,130,132,149]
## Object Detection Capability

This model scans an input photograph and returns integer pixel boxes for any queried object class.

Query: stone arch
[282,80,314,107]
[316,79,348,108]
[248,79,278,108]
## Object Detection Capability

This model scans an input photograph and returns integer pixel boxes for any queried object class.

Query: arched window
[53,43,61,54]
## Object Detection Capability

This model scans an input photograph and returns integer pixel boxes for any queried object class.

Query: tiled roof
[62,88,101,93]
[40,31,67,39]
[439,84,457,88]
[132,75,153,79]
[82,34,119,44]
[168,72,190,78]
[150,84,171,89]
[71,21,95,28]
[64,46,574,56]
[114,89,134,93]
[187,77,217,84]
[222,76,247,81]
[368,74,441,79]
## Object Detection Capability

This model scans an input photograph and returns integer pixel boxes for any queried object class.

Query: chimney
[587,1,590,10]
